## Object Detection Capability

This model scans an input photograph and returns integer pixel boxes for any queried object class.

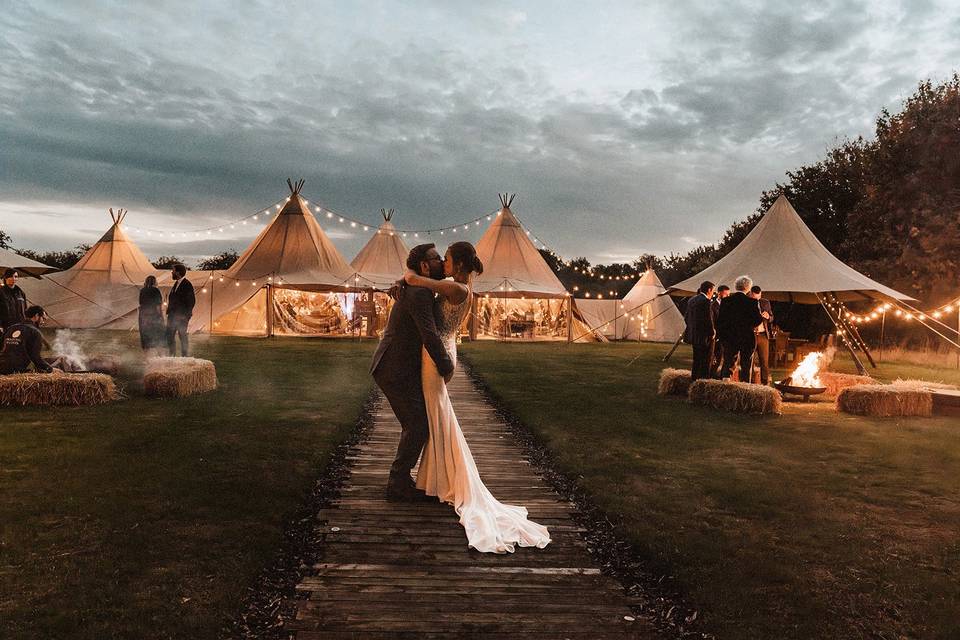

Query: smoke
[52,329,88,370]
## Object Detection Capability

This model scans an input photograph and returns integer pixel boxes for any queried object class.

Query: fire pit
[774,377,827,402]
[775,350,831,401]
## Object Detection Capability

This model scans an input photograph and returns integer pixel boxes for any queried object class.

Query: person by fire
[683,281,715,381]
[0,268,28,333]
[166,264,195,357]
[0,305,54,375]
[717,275,767,383]
[750,285,775,385]
[139,275,166,356]
[709,284,730,378]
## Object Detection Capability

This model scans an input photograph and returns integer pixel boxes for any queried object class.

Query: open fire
[775,348,835,401]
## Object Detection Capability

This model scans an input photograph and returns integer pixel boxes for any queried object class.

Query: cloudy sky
[2,0,958,266]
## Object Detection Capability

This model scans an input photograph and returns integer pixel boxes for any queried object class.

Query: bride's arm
[403,270,468,303]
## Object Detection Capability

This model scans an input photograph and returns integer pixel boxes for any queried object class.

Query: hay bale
[688,379,783,415]
[144,357,217,398]
[658,368,692,397]
[0,370,118,406]
[819,371,876,397]
[836,383,934,417]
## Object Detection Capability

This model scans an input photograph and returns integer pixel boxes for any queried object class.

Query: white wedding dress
[415,290,551,554]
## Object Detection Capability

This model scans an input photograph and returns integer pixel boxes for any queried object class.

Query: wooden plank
[288,368,655,638]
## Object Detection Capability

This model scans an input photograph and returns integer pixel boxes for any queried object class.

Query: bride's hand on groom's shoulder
[388,279,404,300]
[403,269,418,285]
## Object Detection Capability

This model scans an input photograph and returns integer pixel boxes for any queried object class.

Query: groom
[371,244,455,502]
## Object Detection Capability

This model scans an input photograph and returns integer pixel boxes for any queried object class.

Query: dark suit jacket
[0,285,27,331]
[683,293,715,345]
[167,278,195,319]
[756,298,774,335]
[716,291,763,344]
[0,322,52,373]
[370,285,455,383]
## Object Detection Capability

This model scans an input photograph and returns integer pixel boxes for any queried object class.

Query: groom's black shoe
[385,482,439,503]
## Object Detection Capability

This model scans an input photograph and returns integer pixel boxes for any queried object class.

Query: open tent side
[576,269,685,342]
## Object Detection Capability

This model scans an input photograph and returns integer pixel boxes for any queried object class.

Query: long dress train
[415,292,551,554]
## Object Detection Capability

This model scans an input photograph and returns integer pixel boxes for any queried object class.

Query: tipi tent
[576,269,685,342]
[468,194,575,340]
[351,208,409,287]
[668,195,912,304]
[20,209,169,328]
[192,180,363,336]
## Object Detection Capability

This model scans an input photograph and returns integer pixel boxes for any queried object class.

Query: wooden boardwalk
[289,369,655,639]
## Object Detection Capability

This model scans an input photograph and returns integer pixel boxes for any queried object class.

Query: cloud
[1,0,958,267]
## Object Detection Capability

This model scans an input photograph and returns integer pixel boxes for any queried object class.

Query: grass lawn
[0,333,375,639]
[460,341,960,640]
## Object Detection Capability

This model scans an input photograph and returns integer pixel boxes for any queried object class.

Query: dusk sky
[2,0,958,266]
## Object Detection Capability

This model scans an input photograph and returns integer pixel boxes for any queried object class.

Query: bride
[402,241,551,554]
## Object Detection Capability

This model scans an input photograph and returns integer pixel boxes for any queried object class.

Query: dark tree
[0,230,11,250]
[16,244,91,271]
[196,250,239,271]
[152,256,187,270]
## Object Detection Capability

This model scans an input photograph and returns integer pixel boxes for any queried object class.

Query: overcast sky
[2,0,958,265]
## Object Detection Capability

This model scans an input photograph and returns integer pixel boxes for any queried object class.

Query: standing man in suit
[709,284,730,378]
[166,263,195,357]
[371,244,455,502]
[750,285,774,385]
[717,275,764,382]
[683,281,715,381]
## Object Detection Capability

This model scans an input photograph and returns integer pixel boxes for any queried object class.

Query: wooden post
[266,284,274,337]
[209,271,215,334]
[879,308,885,362]
[469,295,478,341]
[566,296,573,343]
[818,293,866,375]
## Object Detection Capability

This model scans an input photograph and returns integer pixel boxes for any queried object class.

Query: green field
[460,341,960,640]
[0,334,375,639]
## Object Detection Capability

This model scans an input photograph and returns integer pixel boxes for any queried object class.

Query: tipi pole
[469,295,478,341]
[879,308,885,362]
[266,284,275,337]
[833,296,877,368]
[661,334,683,362]
[209,271,215,333]
[566,296,573,343]
[817,293,867,375]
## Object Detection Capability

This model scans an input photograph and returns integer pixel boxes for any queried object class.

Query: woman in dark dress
[138,275,165,354]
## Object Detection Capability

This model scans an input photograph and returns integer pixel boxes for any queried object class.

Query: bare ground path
[287,368,657,639]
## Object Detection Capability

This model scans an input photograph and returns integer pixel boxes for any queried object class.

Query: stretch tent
[468,194,590,341]
[1,248,56,278]
[20,209,170,328]
[576,269,685,342]
[668,195,913,304]
[191,180,364,336]
[667,194,915,372]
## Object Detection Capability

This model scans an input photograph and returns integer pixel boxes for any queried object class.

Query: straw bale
[836,383,934,417]
[818,371,875,397]
[658,368,692,397]
[144,357,217,398]
[688,379,782,415]
[0,370,117,406]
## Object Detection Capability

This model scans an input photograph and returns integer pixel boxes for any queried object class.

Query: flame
[790,351,825,388]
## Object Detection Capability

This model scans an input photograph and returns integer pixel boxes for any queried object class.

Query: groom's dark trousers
[371,285,455,480]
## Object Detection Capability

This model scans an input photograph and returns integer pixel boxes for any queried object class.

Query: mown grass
[460,341,960,640]
[0,333,375,639]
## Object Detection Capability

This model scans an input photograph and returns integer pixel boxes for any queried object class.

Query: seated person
[0,305,54,375]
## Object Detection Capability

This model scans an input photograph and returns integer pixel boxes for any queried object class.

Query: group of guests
[0,263,197,376]
[139,264,195,357]
[0,268,53,374]
[683,274,774,384]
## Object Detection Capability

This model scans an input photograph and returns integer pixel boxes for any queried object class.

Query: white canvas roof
[576,269,685,342]
[0,247,56,277]
[472,194,568,298]
[351,209,409,289]
[668,195,913,303]
[20,209,169,328]
[225,179,357,290]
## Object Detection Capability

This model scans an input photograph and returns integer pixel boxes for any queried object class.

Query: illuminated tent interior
[575,269,685,342]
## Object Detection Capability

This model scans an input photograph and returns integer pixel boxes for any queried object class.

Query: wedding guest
[709,285,730,377]
[0,268,28,332]
[750,285,774,385]
[166,264,195,357]
[717,275,763,382]
[0,305,53,374]
[138,275,165,356]
[683,281,715,381]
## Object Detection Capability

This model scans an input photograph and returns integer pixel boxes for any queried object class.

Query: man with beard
[717,275,764,382]
[0,305,53,374]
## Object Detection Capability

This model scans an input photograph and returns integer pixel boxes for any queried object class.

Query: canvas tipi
[351,208,409,287]
[20,208,168,328]
[576,269,685,342]
[192,180,363,336]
